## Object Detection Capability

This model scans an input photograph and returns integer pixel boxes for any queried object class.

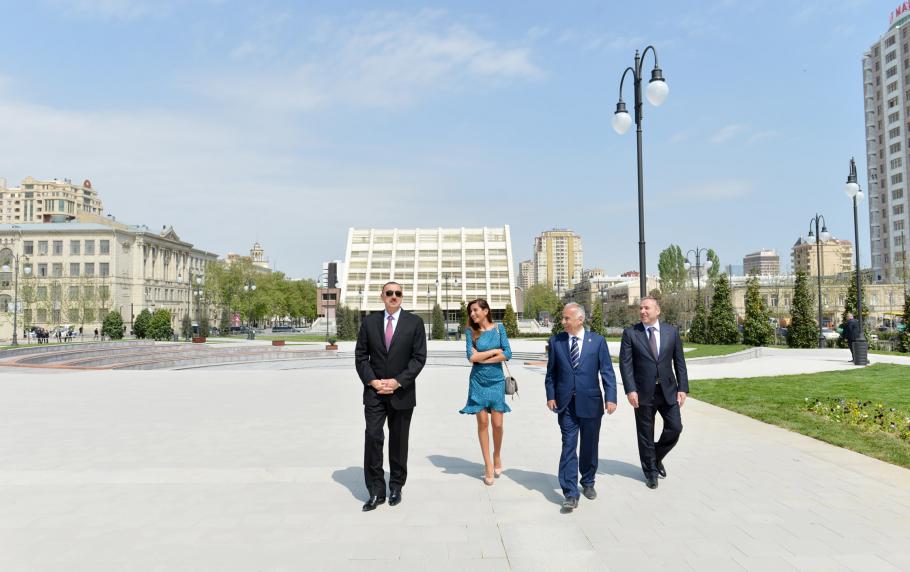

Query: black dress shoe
[389,489,402,506]
[561,496,579,511]
[582,486,597,500]
[646,476,658,489]
[657,461,667,479]
[362,495,386,511]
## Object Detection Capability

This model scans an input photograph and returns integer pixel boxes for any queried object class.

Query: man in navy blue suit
[619,297,688,490]
[545,302,617,512]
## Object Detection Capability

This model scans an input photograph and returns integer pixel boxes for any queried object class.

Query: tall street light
[244,280,256,340]
[443,273,458,341]
[426,284,432,340]
[194,274,203,336]
[684,247,713,306]
[808,214,831,349]
[2,252,30,346]
[844,157,869,365]
[613,46,670,301]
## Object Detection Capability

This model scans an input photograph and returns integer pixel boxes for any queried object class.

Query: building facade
[863,12,910,282]
[0,177,104,224]
[533,229,583,292]
[0,220,218,340]
[743,249,781,276]
[339,227,516,320]
[517,259,534,291]
[791,237,854,277]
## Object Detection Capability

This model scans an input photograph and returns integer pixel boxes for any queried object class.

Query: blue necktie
[570,336,580,369]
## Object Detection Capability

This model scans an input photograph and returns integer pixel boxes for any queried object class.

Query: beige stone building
[743,249,780,276]
[791,237,854,277]
[0,216,218,341]
[1,177,103,223]
[517,259,534,291]
[533,229,583,292]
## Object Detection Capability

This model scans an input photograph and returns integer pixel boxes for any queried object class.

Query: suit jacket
[355,310,427,410]
[842,319,861,342]
[544,331,617,417]
[619,322,688,405]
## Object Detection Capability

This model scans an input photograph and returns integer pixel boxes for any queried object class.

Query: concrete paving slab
[0,352,908,570]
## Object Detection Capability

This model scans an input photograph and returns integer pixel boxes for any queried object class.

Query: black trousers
[364,398,413,496]
[633,387,683,478]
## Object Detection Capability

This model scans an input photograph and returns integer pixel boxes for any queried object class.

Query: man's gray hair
[564,302,586,320]
[640,296,661,309]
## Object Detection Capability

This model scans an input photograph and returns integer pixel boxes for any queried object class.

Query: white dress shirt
[383,308,402,336]
[568,328,586,356]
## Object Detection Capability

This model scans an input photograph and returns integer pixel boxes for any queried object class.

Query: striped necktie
[570,336,580,369]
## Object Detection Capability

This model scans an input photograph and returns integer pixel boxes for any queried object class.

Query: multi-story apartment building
[791,237,854,277]
[743,249,781,276]
[533,229,583,293]
[0,177,104,224]
[863,11,910,282]
[517,259,534,291]
[339,227,516,320]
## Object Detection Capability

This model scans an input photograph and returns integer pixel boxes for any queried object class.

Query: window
[52,240,63,255]
[886,50,897,63]
[888,81,898,93]
[100,262,109,277]
[889,111,901,124]
[37,286,47,301]
[52,263,62,277]
[891,157,903,169]
[84,240,95,255]
[69,286,79,298]
[70,241,80,255]
[896,220,906,231]
[84,263,94,276]
[890,141,902,153]
[70,262,80,277]
[37,263,47,277]
[893,173,904,184]
[37,241,48,255]
[894,188,905,200]
[887,66,897,78]
[23,241,34,255]
[889,126,901,138]
[895,204,906,215]
[100,240,110,255]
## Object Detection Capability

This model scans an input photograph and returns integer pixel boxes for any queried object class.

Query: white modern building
[339,227,516,320]
[863,9,910,282]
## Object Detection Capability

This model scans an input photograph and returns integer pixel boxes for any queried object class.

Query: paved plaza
[0,342,909,570]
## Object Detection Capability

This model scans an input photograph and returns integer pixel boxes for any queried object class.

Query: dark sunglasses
[385,290,403,298]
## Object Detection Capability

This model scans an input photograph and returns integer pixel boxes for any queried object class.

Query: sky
[0,0,893,279]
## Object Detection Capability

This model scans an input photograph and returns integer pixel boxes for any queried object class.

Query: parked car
[270,325,299,334]
[821,328,840,341]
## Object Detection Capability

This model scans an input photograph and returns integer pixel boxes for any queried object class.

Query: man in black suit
[619,297,688,489]
[842,312,860,362]
[355,281,427,511]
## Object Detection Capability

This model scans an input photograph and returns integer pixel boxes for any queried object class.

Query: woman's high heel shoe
[494,466,503,478]
[483,474,495,486]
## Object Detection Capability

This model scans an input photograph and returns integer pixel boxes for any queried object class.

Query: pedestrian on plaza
[459,298,512,486]
[545,302,617,512]
[355,281,427,512]
[619,297,689,490]
[94,328,99,341]
[841,312,861,362]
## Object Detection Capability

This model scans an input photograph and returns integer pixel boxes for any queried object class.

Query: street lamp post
[244,280,256,340]
[194,275,203,336]
[426,284,431,340]
[808,214,831,349]
[2,252,30,346]
[844,158,869,365]
[684,247,713,305]
[613,46,670,301]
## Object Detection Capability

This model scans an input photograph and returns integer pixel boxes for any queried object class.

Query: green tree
[589,300,607,337]
[101,310,124,340]
[458,300,468,335]
[219,309,230,335]
[335,306,360,341]
[605,301,637,328]
[524,283,559,321]
[657,244,687,294]
[899,293,910,353]
[689,300,708,343]
[551,300,565,335]
[199,314,210,338]
[707,273,739,344]
[180,314,192,339]
[147,309,174,341]
[707,249,721,280]
[431,303,445,340]
[502,303,519,337]
[837,272,871,348]
[743,276,773,346]
[133,309,151,339]
[788,271,817,348]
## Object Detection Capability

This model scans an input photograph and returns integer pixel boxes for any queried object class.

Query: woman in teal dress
[460,298,512,485]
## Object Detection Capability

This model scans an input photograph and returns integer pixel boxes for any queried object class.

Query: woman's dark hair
[466,298,493,344]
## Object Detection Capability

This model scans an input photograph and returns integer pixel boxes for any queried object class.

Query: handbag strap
[498,324,513,378]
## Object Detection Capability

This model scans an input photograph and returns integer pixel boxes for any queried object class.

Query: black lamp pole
[845,158,869,365]
[808,214,829,349]
[614,46,669,301]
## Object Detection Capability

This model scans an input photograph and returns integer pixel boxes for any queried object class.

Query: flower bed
[805,397,910,442]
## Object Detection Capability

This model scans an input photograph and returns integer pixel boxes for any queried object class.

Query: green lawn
[255,334,331,342]
[683,343,751,359]
[690,364,910,469]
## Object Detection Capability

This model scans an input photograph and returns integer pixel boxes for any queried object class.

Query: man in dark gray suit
[619,297,688,489]
[355,282,427,511]
[841,312,861,362]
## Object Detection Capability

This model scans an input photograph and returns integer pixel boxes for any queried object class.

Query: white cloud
[709,123,747,144]
[203,10,545,112]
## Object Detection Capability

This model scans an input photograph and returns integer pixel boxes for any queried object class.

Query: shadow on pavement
[332,466,389,502]
[597,458,644,481]
[502,468,563,505]
[427,454,486,482]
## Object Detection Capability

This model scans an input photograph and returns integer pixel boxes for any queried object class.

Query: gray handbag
[498,324,518,397]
